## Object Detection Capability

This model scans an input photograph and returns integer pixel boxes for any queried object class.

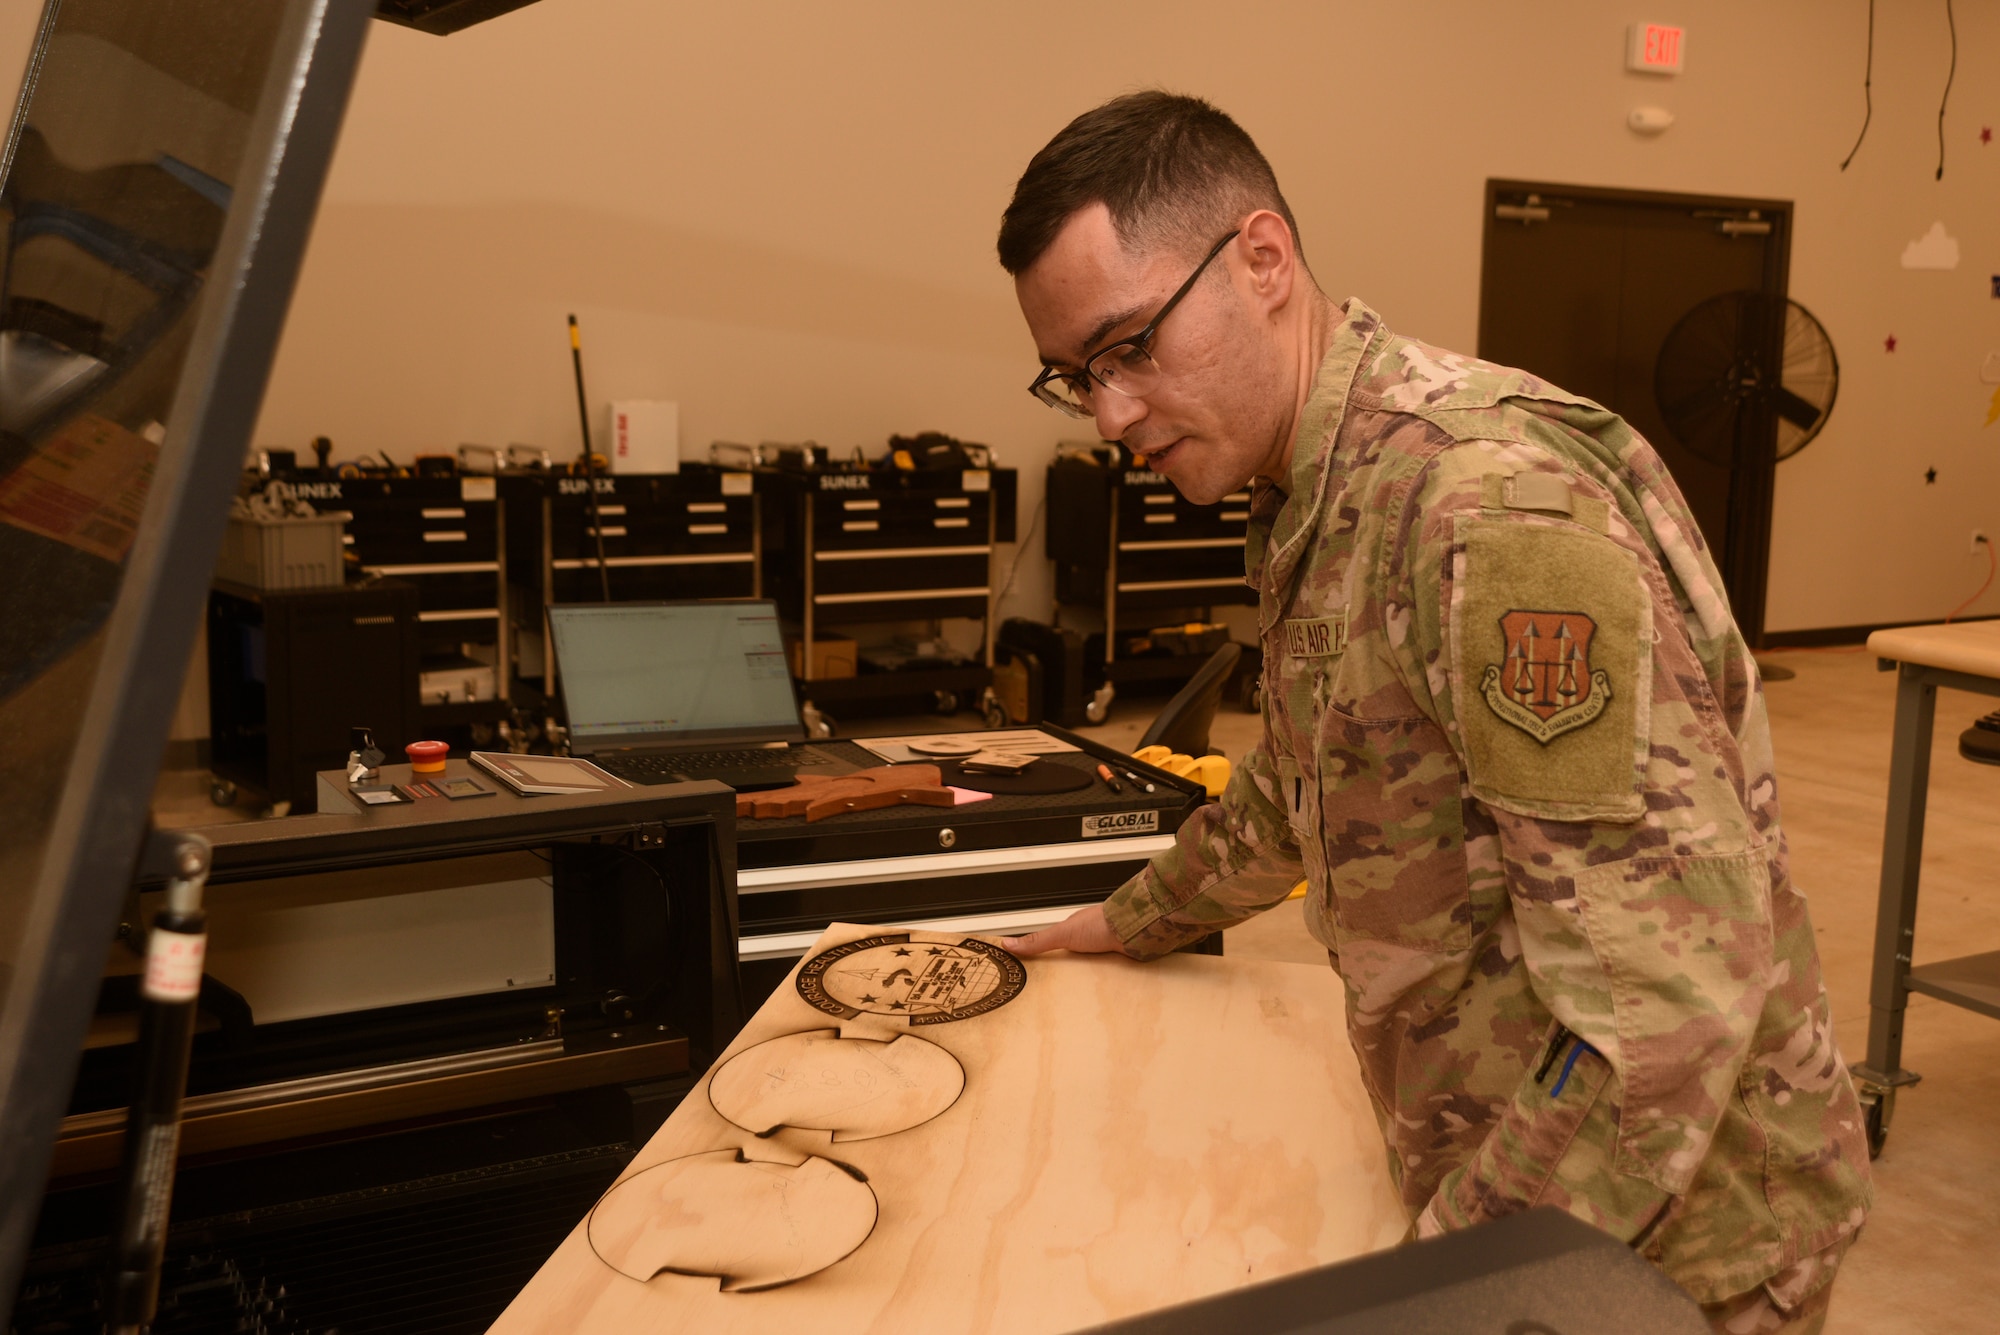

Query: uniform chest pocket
[1318,707,1472,952]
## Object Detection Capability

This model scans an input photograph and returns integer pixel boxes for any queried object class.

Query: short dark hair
[996,91,1300,276]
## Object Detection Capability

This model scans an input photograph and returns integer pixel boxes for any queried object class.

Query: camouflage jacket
[1102,300,1872,1302]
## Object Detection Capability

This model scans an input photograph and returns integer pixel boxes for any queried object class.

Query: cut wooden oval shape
[588,1149,876,1292]
[709,1030,965,1141]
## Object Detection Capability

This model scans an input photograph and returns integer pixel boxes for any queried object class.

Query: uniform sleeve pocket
[1425,1035,1669,1240]
[1574,850,1774,1193]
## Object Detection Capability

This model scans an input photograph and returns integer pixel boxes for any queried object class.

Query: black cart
[499,462,761,704]
[757,465,1018,730]
[1045,451,1255,722]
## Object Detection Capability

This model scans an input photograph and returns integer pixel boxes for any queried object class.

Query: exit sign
[1628,22,1685,74]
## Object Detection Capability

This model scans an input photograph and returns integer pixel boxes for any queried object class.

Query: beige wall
[7,0,1999,633]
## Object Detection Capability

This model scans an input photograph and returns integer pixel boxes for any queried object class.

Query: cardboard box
[606,400,679,473]
[788,635,857,681]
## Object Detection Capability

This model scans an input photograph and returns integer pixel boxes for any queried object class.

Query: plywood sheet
[492,923,1406,1334]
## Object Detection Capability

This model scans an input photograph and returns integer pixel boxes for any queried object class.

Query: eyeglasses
[1028,229,1240,419]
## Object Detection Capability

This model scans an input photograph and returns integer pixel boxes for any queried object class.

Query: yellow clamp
[1131,745,1231,798]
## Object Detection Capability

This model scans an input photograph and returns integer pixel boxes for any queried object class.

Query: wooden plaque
[492,922,1406,1333]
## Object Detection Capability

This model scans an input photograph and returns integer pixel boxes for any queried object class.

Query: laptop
[547,600,856,791]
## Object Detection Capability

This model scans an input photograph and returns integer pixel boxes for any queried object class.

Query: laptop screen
[549,601,804,747]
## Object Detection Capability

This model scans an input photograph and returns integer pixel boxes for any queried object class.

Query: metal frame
[1848,659,2000,1159]
[1850,659,2000,1143]
[0,0,376,1310]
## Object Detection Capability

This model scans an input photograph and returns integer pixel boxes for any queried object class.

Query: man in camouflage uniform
[998,92,1871,1332]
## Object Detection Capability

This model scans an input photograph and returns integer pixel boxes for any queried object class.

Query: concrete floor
[153,651,1997,1329]
[1107,650,1994,1334]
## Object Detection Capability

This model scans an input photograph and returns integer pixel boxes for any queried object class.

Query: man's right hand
[1003,903,1125,957]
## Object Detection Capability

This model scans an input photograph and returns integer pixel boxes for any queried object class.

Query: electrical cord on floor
[1945,533,1995,624]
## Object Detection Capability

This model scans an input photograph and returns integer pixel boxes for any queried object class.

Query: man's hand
[1003,903,1124,957]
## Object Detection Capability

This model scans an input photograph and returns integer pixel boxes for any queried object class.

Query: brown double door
[1478,180,1792,644]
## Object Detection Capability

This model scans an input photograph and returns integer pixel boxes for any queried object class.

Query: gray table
[1850,620,2000,1155]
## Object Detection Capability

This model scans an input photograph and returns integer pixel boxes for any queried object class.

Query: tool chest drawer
[810,488,993,551]
[504,469,760,607]
[1046,458,1254,606]
[760,466,1016,621]
[293,476,501,572]
[276,475,504,628]
[1115,482,1251,544]
[546,477,756,556]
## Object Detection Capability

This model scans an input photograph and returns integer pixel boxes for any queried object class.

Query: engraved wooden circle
[795,933,1026,1025]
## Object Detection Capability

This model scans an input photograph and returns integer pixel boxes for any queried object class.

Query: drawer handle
[1220,510,1249,522]
[689,523,728,535]
[595,504,627,516]
[587,526,627,538]
[843,520,880,532]
[687,502,726,514]
[420,507,465,519]
[1143,514,1175,525]
[1223,492,1250,503]
[933,517,969,529]
[843,499,881,511]
[1142,494,1174,506]
[423,530,467,542]
[934,497,970,509]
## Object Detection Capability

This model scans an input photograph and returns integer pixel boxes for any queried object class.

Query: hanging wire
[1936,0,1957,180]
[1839,0,1874,169]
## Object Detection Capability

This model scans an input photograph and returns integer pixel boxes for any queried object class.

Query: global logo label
[1081,811,1159,838]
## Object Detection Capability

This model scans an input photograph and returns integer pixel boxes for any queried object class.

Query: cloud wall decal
[1901,222,1961,270]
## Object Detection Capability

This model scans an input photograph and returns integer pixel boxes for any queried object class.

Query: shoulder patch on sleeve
[1450,515,1650,821]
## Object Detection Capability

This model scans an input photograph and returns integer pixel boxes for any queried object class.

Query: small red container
[405,740,449,773]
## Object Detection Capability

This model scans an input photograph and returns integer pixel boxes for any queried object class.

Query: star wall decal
[1885,334,1898,352]
[1926,467,1938,484]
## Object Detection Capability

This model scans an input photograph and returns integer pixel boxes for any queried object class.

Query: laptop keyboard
[598,748,834,780]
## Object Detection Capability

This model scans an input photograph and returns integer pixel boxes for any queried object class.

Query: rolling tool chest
[499,464,760,697]
[281,470,511,735]
[1045,451,1256,721]
[757,465,1018,724]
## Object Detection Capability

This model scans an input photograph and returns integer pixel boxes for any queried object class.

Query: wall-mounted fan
[1654,292,1839,466]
